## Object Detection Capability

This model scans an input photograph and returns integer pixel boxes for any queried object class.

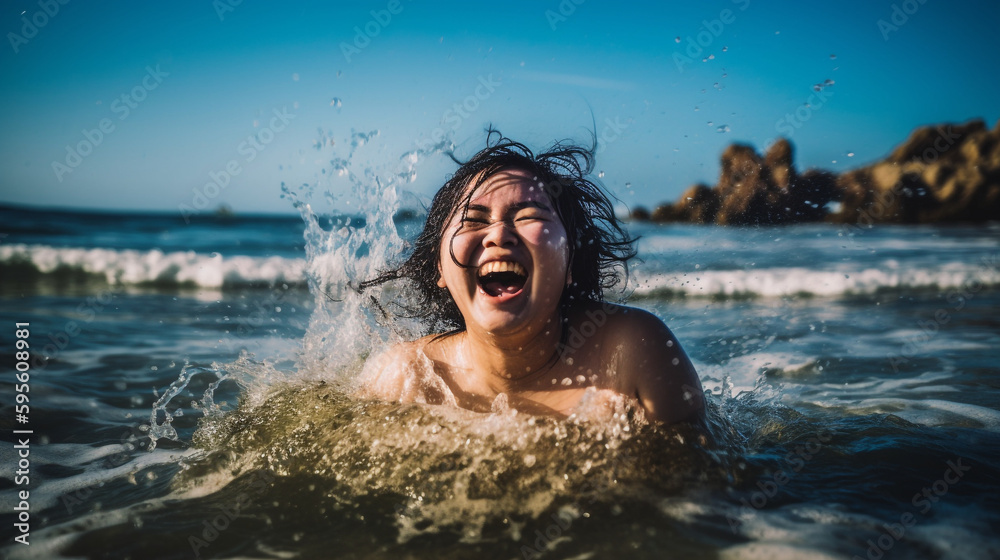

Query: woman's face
[437,168,570,337]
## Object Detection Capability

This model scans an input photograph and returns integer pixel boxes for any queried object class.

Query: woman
[358,130,704,424]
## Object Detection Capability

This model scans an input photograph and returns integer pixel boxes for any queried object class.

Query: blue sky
[1,0,998,215]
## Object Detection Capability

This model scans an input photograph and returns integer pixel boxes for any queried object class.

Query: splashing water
[119,127,1000,560]
[126,129,757,557]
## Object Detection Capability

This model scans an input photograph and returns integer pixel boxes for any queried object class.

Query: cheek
[525,224,570,267]
[440,230,477,273]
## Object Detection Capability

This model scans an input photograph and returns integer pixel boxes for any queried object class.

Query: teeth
[477,261,527,278]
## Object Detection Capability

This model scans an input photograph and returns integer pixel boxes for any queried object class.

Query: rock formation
[643,118,1000,225]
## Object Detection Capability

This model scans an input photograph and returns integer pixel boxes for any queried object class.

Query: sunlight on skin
[360,169,705,424]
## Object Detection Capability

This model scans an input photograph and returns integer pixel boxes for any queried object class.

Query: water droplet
[716,125,730,133]
[675,36,681,43]
[847,152,854,157]
[722,46,728,52]
[330,97,343,108]
[707,121,713,126]
[830,54,837,59]
[598,171,605,178]
[707,54,715,60]
[561,378,572,386]
[813,84,822,92]
[824,79,835,86]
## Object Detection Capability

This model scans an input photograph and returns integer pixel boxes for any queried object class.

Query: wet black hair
[359,128,637,331]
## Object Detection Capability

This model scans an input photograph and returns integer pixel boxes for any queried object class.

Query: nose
[482,220,519,248]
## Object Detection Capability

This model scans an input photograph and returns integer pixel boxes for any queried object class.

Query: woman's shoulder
[568,301,669,340]
[571,301,704,424]
[357,333,458,404]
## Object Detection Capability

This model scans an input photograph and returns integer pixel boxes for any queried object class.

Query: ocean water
[2,173,1000,558]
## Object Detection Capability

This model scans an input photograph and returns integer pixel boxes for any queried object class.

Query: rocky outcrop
[831,119,1000,224]
[643,118,1000,225]
[647,139,838,225]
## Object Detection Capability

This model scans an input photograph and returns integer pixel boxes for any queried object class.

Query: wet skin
[360,169,705,424]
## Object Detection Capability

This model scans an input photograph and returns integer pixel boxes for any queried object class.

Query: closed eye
[460,217,490,229]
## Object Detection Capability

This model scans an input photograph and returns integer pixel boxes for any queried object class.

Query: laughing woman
[357,130,704,425]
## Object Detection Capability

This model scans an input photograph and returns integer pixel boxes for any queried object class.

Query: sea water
[2,144,1000,559]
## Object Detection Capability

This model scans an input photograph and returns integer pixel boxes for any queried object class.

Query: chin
[469,307,528,335]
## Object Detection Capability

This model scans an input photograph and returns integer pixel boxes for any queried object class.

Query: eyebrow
[466,200,551,214]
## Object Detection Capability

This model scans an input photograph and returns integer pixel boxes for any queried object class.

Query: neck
[462,312,564,394]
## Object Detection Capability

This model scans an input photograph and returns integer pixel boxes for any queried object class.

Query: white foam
[0,244,306,289]
[633,259,1000,298]
[842,398,1000,429]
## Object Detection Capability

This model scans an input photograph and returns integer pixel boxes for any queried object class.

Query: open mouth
[477,261,528,298]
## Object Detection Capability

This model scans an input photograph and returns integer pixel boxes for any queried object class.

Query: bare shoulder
[357,339,421,400]
[357,334,455,405]
[597,303,705,424]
